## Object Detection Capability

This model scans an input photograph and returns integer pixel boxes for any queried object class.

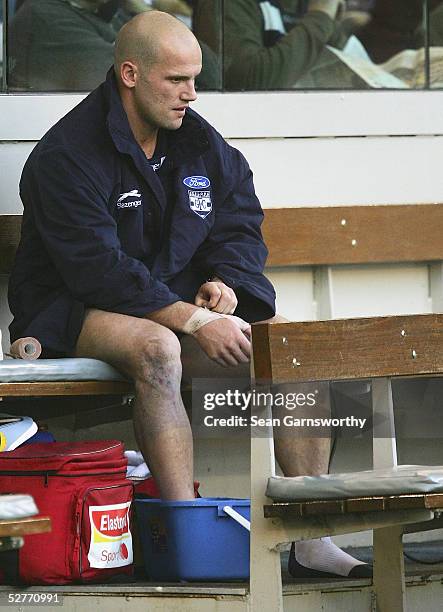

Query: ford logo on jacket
[183,176,211,189]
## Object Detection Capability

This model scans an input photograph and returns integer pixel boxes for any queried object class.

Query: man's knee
[132,326,182,386]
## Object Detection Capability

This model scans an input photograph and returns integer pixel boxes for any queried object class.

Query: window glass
[6,0,221,92]
[3,0,441,92]
[0,2,3,88]
[209,0,429,91]
[429,0,443,87]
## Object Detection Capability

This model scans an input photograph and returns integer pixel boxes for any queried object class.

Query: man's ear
[120,61,138,88]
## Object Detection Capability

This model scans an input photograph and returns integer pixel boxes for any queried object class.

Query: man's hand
[195,280,238,314]
[307,0,346,21]
[194,318,251,367]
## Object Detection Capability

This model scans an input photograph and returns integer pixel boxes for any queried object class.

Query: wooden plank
[264,493,443,518]
[424,493,443,509]
[0,380,133,397]
[388,495,431,510]
[303,499,346,516]
[0,583,248,595]
[252,314,443,383]
[346,497,386,512]
[262,204,443,267]
[0,516,51,537]
[389,493,443,511]
[0,215,21,274]
[4,205,443,275]
[250,323,272,381]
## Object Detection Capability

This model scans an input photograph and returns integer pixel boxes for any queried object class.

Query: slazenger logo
[117,189,142,209]
[91,504,130,540]
[183,176,211,189]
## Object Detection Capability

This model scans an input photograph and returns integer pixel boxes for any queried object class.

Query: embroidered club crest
[188,189,212,219]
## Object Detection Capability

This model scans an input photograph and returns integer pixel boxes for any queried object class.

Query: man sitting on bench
[8,10,370,580]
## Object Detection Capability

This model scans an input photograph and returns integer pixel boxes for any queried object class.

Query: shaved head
[114,10,202,144]
[114,11,200,78]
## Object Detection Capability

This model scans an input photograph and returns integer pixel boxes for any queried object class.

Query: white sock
[295,537,366,577]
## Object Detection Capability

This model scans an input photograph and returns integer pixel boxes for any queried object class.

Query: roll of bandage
[9,337,42,360]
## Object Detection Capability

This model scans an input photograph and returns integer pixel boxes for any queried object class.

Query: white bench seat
[0,358,127,383]
[266,466,443,501]
[0,358,132,397]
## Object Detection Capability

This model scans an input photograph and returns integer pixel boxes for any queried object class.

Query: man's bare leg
[256,317,370,577]
[75,309,194,500]
[253,314,331,478]
[181,314,331,478]
[181,313,368,574]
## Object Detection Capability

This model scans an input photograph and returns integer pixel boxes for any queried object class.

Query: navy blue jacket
[8,70,276,354]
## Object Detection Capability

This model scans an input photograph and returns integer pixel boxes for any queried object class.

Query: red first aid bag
[0,440,134,585]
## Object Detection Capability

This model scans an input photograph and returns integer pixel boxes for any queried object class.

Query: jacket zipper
[0,442,122,460]
[0,470,127,488]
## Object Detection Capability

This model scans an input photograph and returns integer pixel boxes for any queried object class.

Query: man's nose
[182,80,197,102]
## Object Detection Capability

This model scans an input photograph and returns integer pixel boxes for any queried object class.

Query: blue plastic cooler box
[135,497,250,581]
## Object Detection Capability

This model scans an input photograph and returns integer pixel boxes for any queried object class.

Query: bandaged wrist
[182,308,224,335]
[221,314,250,332]
[183,309,251,336]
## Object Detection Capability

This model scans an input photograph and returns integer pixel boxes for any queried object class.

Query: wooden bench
[248,203,443,612]
[250,316,443,612]
[2,205,443,611]
[0,494,51,585]
[0,214,133,400]
[0,516,51,538]
[2,203,443,395]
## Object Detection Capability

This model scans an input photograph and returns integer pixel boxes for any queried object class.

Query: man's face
[133,42,202,133]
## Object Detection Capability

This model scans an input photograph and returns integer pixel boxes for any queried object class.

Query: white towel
[125,450,151,480]
[124,450,145,466]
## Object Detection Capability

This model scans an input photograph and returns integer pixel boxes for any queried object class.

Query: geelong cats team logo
[183,176,212,219]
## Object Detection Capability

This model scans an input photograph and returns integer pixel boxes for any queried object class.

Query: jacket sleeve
[30,147,182,316]
[194,145,276,321]
[222,0,337,89]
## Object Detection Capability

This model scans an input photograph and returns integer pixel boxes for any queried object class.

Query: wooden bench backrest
[262,204,443,266]
[2,203,443,274]
[0,215,22,274]
[252,313,443,384]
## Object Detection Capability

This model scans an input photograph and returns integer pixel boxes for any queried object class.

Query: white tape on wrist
[183,310,251,335]
[182,309,224,335]
[221,314,250,333]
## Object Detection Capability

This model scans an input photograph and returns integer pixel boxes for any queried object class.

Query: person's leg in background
[182,313,371,578]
